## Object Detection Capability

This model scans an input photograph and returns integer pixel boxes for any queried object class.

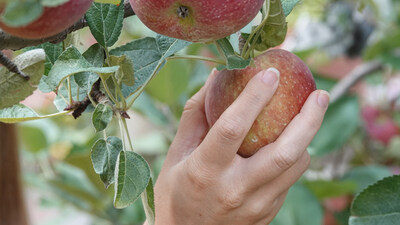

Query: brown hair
[0,123,29,225]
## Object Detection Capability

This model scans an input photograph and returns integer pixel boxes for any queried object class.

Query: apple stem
[167,55,226,65]
[241,0,271,59]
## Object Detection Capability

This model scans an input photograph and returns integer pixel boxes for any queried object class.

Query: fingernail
[261,67,280,85]
[317,90,330,108]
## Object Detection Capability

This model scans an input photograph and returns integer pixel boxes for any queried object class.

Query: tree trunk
[0,123,29,225]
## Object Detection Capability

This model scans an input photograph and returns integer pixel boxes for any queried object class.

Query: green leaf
[114,151,150,208]
[109,55,135,86]
[47,163,103,210]
[309,96,360,156]
[281,0,300,17]
[145,59,190,107]
[132,92,169,126]
[271,182,323,225]
[342,166,392,194]
[26,42,63,75]
[363,29,400,61]
[350,175,400,225]
[304,180,357,199]
[91,136,123,188]
[0,49,45,109]
[216,38,251,70]
[253,0,288,52]
[142,178,155,225]
[92,103,113,132]
[0,0,43,27]
[18,125,47,153]
[47,46,119,91]
[110,35,191,98]
[0,104,68,123]
[85,0,124,47]
[74,43,105,90]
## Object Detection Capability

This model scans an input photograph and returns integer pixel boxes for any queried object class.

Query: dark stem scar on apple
[177,5,190,18]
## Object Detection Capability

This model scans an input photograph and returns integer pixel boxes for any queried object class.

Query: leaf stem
[118,114,127,151]
[241,0,271,59]
[121,116,134,152]
[167,55,226,65]
[98,73,119,104]
[214,41,227,61]
[67,77,73,105]
[126,60,165,109]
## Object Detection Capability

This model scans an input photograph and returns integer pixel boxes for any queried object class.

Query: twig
[329,60,382,103]
[0,51,29,80]
[0,0,135,51]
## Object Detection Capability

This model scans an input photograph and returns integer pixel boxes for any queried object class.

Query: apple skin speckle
[205,49,316,157]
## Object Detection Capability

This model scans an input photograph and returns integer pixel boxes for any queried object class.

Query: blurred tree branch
[0,0,135,51]
[329,60,383,103]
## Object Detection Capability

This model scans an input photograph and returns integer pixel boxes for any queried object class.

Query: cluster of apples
[0,0,317,157]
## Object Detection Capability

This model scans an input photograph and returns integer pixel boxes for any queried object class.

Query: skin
[129,0,264,42]
[205,49,317,157]
[147,68,329,225]
[0,0,93,39]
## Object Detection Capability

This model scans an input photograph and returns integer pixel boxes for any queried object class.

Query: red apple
[0,0,93,39]
[361,106,400,145]
[129,0,264,42]
[205,49,316,157]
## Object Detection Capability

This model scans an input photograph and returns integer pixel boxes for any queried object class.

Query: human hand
[152,68,329,225]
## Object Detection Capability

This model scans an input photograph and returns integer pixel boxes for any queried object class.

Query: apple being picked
[205,49,316,157]
[129,0,264,42]
[0,0,93,39]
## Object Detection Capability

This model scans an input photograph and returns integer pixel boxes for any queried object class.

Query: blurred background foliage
[14,0,400,224]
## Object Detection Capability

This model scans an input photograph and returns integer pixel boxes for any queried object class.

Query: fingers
[253,191,288,225]
[244,90,329,187]
[259,151,310,198]
[195,68,280,168]
[166,69,218,165]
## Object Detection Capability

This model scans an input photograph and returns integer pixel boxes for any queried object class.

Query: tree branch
[329,60,382,103]
[0,0,135,51]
